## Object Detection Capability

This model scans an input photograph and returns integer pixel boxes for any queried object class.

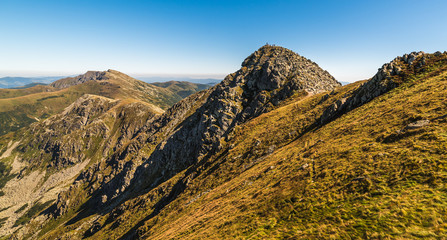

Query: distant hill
[151,81,212,98]
[138,76,221,85]
[0,76,64,89]
[10,83,48,89]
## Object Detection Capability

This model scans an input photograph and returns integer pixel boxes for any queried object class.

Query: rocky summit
[50,71,110,89]
[0,46,446,239]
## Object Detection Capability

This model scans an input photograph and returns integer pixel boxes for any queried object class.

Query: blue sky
[0,0,446,82]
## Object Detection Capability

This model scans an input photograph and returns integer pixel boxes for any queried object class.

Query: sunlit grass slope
[84,58,447,239]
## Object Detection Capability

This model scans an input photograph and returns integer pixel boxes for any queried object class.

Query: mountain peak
[49,70,109,88]
[242,45,299,67]
[48,69,136,89]
[237,45,340,93]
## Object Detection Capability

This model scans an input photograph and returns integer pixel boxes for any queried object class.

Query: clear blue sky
[1,0,446,82]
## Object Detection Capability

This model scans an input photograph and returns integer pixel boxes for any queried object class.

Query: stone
[405,120,430,130]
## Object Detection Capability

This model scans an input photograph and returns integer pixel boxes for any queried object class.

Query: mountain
[48,69,182,109]
[0,70,206,136]
[0,46,446,239]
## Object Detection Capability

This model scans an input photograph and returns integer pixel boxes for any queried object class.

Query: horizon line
[0,70,228,80]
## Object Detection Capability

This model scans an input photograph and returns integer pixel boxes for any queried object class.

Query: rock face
[241,45,340,93]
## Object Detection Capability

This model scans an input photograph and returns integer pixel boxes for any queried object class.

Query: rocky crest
[320,51,447,124]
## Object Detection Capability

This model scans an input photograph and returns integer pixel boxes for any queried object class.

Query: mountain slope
[134,50,447,239]
[87,50,447,240]
[0,45,341,239]
[0,94,164,236]
[49,69,184,109]
[1,46,446,239]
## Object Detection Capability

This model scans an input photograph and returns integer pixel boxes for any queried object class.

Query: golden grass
[125,68,447,239]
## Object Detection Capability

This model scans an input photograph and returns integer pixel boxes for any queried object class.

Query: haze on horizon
[1,0,446,82]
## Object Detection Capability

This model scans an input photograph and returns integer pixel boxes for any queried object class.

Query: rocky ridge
[320,51,447,124]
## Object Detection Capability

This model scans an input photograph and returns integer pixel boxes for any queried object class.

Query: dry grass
[127,66,447,239]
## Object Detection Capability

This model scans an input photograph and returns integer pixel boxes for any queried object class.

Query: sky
[0,0,446,82]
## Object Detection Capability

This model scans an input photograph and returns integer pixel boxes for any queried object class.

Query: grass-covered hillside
[127,51,446,239]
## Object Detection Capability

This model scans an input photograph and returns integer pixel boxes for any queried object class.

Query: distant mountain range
[0,76,221,89]
[138,76,222,85]
[0,77,64,88]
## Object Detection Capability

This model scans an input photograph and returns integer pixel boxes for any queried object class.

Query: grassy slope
[164,70,447,239]
[78,64,447,239]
